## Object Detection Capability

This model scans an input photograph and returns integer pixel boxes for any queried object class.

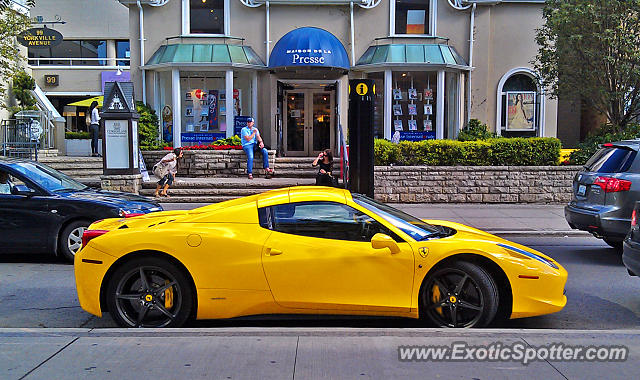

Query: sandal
[248,174,253,180]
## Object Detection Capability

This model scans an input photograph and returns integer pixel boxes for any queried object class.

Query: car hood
[61,189,161,210]
[423,219,509,243]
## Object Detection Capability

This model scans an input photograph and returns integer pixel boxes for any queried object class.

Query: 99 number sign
[44,75,59,87]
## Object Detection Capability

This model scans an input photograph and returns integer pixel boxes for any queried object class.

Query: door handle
[267,248,283,256]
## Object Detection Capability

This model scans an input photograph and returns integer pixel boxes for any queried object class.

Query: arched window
[496,68,545,137]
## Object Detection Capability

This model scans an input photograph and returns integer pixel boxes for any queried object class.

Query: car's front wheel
[420,261,499,328]
[106,257,193,328]
[59,221,90,262]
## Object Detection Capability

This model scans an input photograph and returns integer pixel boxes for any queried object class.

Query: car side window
[0,170,35,196]
[262,201,402,242]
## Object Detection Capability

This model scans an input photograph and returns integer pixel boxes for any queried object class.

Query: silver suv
[565,140,640,249]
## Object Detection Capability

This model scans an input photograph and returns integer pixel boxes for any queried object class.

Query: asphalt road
[1,236,639,330]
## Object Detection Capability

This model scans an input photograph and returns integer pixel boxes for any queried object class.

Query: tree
[534,0,640,132]
[0,0,33,108]
[11,69,35,109]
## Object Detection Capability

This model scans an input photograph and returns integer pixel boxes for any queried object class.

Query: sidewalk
[160,202,584,237]
[2,328,637,379]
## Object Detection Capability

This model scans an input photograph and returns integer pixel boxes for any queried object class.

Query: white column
[225,70,234,138]
[172,68,181,148]
[436,70,445,140]
[384,70,392,140]
[106,40,116,66]
[252,71,258,123]
[153,71,161,141]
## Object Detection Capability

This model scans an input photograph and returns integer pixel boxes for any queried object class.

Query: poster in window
[424,88,433,100]
[200,122,209,132]
[423,119,432,131]
[408,88,417,100]
[393,104,403,116]
[408,103,417,115]
[185,107,193,117]
[406,9,426,34]
[393,88,403,100]
[394,119,403,131]
[424,104,433,115]
[506,92,536,130]
[207,90,218,129]
[408,119,417,131]
[185,92,192,101]
[186,123,194,132]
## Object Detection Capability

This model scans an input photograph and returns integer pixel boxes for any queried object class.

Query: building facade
[122,0,560,155]
[28,0,130,132]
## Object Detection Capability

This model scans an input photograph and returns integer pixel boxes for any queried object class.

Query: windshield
[352,193,440,241]
[584,147,637,173]
[11,162,87,192]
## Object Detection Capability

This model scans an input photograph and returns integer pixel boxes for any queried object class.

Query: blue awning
[269,27,350,70]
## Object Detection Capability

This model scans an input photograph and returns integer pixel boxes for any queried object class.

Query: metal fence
[1,117,42,160]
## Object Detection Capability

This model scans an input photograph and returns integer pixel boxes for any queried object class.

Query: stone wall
[374,166,580,204]
[142,150,276,177]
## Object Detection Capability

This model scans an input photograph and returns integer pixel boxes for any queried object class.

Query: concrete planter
[142,149,276,177]
[65,139,103,157]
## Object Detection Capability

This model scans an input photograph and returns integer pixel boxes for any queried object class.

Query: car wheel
[106,257,193,328]
[603,238,623,251]
[59,221,90,262]
[421,261,499,328]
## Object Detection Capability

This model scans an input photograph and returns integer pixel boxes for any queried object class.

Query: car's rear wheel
[603,238,623,251]
[106,257,193,328]
[59,221,90,263]
[421,261,499,328]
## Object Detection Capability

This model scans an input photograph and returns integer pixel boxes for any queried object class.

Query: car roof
[257,186,349,207]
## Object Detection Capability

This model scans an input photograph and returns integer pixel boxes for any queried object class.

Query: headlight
[118,208,145,218]
[497,243,559,269]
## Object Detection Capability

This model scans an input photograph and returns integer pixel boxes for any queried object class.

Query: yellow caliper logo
[145,295,153,302]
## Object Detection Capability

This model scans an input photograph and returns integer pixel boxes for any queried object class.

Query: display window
[391,71,437,141]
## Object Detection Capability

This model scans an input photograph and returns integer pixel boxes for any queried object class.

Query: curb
[486,230,590,237]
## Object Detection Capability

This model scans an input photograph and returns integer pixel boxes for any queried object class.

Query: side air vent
[118,225,129,229]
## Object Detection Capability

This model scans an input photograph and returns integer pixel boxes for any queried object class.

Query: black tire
[105,257,193,328]
[420,261,499,328]
[603,238,623,251]
[59,220,90,263]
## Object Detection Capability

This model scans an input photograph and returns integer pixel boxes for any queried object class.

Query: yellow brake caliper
[431,284,443,316]
[164,280,174,309]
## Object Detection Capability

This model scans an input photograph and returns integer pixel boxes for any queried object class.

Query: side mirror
[13,185,35,197]
[371,233,400,254]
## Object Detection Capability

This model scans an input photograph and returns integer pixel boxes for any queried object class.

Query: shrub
[136,101,168,150]
[374,137,561,166]
[65,131,90,139]
[457,119,497,141]
[568,123,640,165]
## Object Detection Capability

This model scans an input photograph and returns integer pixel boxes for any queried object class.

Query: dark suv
[565,140,640,249]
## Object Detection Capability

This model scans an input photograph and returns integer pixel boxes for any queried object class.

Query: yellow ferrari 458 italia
[75,186,567,328]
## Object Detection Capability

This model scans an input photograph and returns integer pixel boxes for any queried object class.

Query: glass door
[284,89,334,156]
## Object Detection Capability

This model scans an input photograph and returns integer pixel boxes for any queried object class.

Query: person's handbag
[152,161,169,178]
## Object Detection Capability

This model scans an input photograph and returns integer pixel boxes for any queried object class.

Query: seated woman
[0,172,12,194]
[312,149,335,187]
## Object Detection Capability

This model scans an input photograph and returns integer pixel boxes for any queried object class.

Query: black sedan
[0,158,162,261]
[623,202,640,277]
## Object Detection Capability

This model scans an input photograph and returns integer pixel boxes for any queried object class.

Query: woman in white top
[88,101,101,156]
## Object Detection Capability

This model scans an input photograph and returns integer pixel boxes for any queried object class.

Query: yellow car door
[261,201,415,313]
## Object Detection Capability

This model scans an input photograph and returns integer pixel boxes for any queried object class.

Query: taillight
[593,176,632,193]
[632,209,637,227]
[124,213,144,218]
[81,230,109,249]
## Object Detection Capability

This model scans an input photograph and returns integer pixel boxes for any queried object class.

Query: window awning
[269,27,350,70]
[143,44,266,69]
[355,44,470,71]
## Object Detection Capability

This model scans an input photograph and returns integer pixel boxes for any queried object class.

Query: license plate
[577,184,587,196]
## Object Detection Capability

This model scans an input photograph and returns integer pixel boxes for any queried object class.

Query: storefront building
[28,0,131,132]
[122,0,558,155]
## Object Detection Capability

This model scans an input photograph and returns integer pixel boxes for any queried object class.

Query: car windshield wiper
[53,187,83,192]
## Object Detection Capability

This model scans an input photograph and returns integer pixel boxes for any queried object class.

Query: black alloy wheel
[106,257,193,328]
[421,261,499,328]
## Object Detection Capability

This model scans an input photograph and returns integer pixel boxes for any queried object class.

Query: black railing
[1,119,39,161]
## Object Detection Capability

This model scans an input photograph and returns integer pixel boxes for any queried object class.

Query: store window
[179,71,253,145]
[391,71,437,141]
[29,40,106,66]
[499,72,540,137]
[189,0,225,35]
[116,40,130,66]
[444,72,460,139]
[392,0,433,36]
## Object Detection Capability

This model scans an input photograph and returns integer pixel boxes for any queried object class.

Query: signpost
[348,79,375,198]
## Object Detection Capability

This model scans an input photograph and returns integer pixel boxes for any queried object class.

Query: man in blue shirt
[241,118,273,179]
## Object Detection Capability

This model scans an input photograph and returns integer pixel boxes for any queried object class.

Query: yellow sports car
[75,187,567,328]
